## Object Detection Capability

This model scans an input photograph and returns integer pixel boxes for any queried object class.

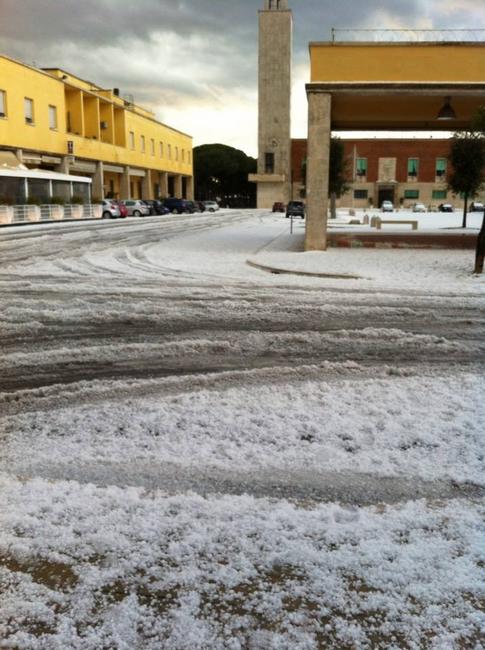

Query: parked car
[272,201,285,213]
[184,200,199,213]
[438,203,454,212]
[195,201,206,212]
[101,199,126,219]
[203,200,220,212]
[143,199,170,215]
[140,200,156,215]
[162,198,191,214]
[121,199,151,217]
[412,202,427,213]
[469,201,484,212]
[286,201,305,218]
[381,200,394,212]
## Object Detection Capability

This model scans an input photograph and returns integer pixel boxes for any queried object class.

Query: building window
[24,97,34,124]
[265,152,275,174]
[0,90,6,117]
[151,138,155,155]
[168,144,172,159]
[48,105,57,130]
[432,189,447,200]
[356,158,367,177]
[181,149,185,163]
[187,151,191,165]
[353,189,368,200]
[407,158,419,178]
[129,131,135,150]
[404,189,420,199]
[436,158,447,177]
[175,146,179,161]
[160,141,164,158]
[141,135,145,153]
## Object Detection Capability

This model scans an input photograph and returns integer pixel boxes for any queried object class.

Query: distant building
[291,138,483,209]
[0,53,193,202]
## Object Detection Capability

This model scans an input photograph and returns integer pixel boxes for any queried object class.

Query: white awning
[0,168,91,183]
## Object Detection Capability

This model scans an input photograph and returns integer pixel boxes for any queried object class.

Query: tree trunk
[462,193,468,228]
[474,212,485,274]
[330,192,337,219]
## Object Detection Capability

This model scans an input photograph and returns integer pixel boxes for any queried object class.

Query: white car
[203,201,220,212]
[412,203,427,213]
[121,199,150,217]
[469,202,484,212]
[101,200,122,219]
[381,200,394,212]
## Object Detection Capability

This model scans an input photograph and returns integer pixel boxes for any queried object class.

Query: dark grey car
[286,201,305,218]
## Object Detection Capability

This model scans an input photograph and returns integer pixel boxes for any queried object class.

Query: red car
[113,200,128,217]
[272,202,285,212]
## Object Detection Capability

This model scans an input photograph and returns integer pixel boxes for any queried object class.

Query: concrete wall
[310,43,485,84]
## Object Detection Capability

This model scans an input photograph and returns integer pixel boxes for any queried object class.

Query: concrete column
[92,161,104,200]
[305,92,331,251]
[120,166,130,199]
[159,172,168,198]
[173,174,182,198]
[142,169,153,199]
[56,156,71,175]
[186,176,194,200]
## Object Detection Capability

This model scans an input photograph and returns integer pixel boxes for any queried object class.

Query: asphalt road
[1,213,484,394]
[1,212,484,504]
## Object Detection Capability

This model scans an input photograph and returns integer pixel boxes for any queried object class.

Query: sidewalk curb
[246,259,363,280]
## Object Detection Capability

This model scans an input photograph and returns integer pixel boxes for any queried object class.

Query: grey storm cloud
[1,0,430,50]
[1,0,483,90]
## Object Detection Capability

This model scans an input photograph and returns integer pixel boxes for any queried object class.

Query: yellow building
[0,53,193,200]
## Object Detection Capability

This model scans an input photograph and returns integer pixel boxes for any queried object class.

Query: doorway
[378,187,395,207]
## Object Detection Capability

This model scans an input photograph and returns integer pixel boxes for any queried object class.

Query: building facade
[0,53,193,201]
[291,137,485,210]
[248,0,292,208]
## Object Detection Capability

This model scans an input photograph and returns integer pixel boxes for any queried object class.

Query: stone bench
[375,218,418,230]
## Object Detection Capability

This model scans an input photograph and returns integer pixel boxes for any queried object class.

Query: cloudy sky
[1,0,484,156]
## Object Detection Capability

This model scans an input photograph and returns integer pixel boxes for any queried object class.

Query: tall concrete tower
[250,0,292,208]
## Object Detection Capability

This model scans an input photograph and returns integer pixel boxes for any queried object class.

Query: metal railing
[0,204,102,225]
[331,28,485,42]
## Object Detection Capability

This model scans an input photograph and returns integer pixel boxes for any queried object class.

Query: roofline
[0,53,64,82]
[306,81,485,95]
[42,67,103,91]
[309,40,485,48]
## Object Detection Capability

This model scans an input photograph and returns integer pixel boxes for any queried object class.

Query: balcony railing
[331,28,485,42]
